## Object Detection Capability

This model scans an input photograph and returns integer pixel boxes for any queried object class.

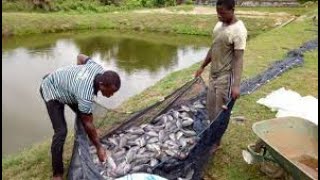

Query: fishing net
[67,39,317,180]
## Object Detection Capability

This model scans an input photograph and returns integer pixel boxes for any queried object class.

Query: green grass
[2,0,141,13]
[2,7,293,37]
[166,4,195,11]
[236,2,318,16]
[2,7,318,180]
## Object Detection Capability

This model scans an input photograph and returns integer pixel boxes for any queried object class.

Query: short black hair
[101,70,121,90]
[216,0,235,10]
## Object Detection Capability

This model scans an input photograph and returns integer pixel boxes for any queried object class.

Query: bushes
[2,0,179,12]
[2,0,34,12]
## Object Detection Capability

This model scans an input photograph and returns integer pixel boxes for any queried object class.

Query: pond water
[2,30,210,155]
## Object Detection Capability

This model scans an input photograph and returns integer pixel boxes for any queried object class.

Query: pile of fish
[89,99,210,179]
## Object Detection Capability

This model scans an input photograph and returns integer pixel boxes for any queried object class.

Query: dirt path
[133,6,293,17]
[132,6,294,27]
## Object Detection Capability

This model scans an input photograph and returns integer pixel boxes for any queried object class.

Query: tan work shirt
[210,20,247,77]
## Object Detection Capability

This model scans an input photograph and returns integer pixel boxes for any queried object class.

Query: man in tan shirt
[195,0,247,153]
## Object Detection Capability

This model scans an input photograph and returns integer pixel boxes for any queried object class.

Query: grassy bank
[2,11,280,37]
[2,8,318,180]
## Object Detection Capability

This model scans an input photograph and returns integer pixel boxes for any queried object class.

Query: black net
[67,39,317,180]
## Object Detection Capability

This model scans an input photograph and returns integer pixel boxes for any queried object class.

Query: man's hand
[195,67,204,78]
[97,146,107,163]
[231,85,240,99]
[77,54,89,65]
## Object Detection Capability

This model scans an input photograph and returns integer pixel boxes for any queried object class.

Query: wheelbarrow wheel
[260,161,285,178]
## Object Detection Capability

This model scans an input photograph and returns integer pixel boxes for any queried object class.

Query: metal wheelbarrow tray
[250,117,318,180]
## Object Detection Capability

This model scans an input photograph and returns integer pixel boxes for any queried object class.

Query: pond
[2,30,210,155]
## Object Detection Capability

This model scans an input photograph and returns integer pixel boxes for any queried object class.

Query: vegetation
[2,0,176,12]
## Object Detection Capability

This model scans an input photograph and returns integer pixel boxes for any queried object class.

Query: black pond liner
[67,39,317,180]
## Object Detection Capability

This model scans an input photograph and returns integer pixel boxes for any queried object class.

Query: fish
[180,105,190,112]
[124,134,140,141]
[135,152,155,159]
[146,144,161,154]
[114,161,131,177]
[131,157,151,167]
[179,137,187,147]
[182,117,194,127]
[145,131,158,137]
[113,148,126,159]
[91,99,210,179]
[177,152,188,160]
[126,127,144,135]
[118,136,127,148]
[125,147,138,163]
[147,137,158,144]
[106,155,117,170]
[169,133,176,141]
[164,149,176,157]
[136,147,145,154]
[167,114,174,121]
[180,112,190,118]
[176,118,183,129]
[176,131,184,140]
[158,130,166,143]
[149,158,159,167]
[180,129,197,137]
[108,137,118,146]
[193,101,205,109]
[172,110,180,119]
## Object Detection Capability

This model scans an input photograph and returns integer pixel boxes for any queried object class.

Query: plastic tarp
[257,87,318,125]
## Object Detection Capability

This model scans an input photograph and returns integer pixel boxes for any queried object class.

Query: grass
[236,3,318,16]
[166,3,318,16]
[166,4,195,11]
[2,7,318,180]
[2,0,141,13]
[3,6,299,37]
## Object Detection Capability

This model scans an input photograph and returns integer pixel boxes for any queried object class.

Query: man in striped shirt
[40,54,121,180]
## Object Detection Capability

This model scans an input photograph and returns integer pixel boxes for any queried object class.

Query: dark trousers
[39,86,78,176]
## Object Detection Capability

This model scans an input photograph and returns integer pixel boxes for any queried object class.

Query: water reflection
[74,36,178,74]
[2,30,210,155]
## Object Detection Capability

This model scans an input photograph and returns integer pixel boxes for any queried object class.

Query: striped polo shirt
[40,59,104,114]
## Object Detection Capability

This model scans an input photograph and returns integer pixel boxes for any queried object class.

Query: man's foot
[210,143,222,154]
[53,175,63,180]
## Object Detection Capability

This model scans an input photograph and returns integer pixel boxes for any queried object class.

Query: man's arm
[80,113,106,162]
[231,49,244,99]
[201,46,213,69]
[80,114,101,148]
[195,46,212,77]
[77,54,90,65]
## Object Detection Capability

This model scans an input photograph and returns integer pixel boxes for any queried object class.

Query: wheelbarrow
[242,117,318,180]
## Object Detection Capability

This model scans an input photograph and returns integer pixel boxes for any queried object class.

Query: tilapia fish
[90,99,208,179]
